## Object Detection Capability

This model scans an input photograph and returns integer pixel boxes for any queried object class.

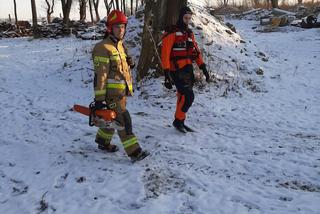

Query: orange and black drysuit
[161,7,209,129]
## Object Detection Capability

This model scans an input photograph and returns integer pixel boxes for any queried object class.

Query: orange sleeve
[191,33,204,67]
[161,32,175,70]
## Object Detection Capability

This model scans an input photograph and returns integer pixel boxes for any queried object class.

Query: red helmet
[106,10,127,32]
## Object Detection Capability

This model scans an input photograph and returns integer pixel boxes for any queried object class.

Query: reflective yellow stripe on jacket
[93,53,126,65]
[95,53,127,63]
[94,79,133,96]
[110,53,127,61]
[94,56,110,63]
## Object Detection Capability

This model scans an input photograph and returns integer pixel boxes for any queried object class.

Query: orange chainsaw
[73,102,124,130]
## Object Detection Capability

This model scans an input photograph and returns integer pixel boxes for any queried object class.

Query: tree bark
[115,0,119,10]
[31,0,40,38]
[271,0,278,8]
[79,0,87,22]
[88,0,94,24]
[61,0,73,27]
[93,0,100,21]
[136,0,187,81]
[135,0,138,12]
[13,0,18,29]
[45,0,55,23]
[104,0,113,15]
[122,0,126,14]
[131,0,133,15]
[104,0,109,14]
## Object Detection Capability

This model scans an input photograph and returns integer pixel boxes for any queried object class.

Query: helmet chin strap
[109,33,120,42]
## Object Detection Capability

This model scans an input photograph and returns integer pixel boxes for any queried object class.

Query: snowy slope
[125,3,266,97]
[1,9,320,214]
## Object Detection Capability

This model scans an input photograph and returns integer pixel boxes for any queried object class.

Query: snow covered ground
[1,18,320,214]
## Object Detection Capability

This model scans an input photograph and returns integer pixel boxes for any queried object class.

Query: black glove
[126,56,135,69]
[163,69,173,89]
[200,64,210,83]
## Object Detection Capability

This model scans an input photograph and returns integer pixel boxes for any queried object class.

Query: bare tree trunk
[104,0,113,15]
[45,0,55,23]
[135,0,138,12]
[93,0,100,21]
[115,0,119,10]
[13,0,19,29]
[9,14,12,23]
[31,0,40,38]
[122,0,126,14]
[61,0,73,27]
[131,0,133,15]
[88,0,94,24]
[271,0,278,8]
[252,0,257,8]
[298,0,303,5]
[104,0,108,14]
[137,0,187,81]
[79,0,87,22]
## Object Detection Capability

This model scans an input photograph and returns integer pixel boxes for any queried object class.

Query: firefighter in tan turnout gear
[92,10,148,162]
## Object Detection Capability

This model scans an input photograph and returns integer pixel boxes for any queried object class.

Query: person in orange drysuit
[161,6,210,133]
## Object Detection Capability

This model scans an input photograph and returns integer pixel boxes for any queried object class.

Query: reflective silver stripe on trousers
[172,48,187,51]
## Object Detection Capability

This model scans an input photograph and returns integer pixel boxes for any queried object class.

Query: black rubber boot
[182,120,195,132]
[173,119,187,133]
